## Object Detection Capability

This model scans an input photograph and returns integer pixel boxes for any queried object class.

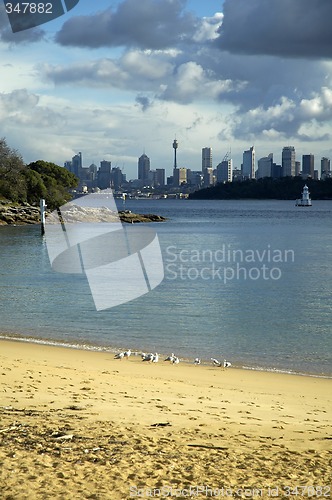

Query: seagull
[223,360,232,368]
[142,353,154,362]
[171,356,180,364]
[114,352,125,360]
[164,353,175,362]
[152,353,159,363]
[123,349,131,359]
[194,358,201,365]
[211,358,222,367]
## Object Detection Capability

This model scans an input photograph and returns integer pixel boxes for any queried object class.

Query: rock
[0,213,16,224]
[118,211,167,223]
[0,203,166,226]
[0,203,40,225]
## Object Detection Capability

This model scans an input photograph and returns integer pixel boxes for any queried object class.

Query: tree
[27,160,78,209]
[0,137,27,202]
[22,168,47,205]
[0,138,79,208]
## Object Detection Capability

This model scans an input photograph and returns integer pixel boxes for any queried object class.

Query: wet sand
[0,339,331,499]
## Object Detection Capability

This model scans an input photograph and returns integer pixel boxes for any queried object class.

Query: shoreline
[0,338,331,499]
[1,333,331,380]
[0,201,167,225]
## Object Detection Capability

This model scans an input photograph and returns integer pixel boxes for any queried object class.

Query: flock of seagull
[114,349,231,368]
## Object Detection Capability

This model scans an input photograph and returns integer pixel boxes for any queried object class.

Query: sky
[1,0,332,180]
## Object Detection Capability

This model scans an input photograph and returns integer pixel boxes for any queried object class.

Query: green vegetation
[189,177,332,200]
[0,138,78,210]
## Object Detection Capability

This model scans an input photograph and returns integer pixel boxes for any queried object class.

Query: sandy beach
[0,339,331,499]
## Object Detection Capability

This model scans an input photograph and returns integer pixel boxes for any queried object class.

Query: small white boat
[295,185,312,206]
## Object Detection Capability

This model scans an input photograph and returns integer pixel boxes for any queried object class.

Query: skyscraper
[216,159,232,183]
[321,157,331,179]
[282,146,296,177]
[98,160,112,189]
[111,167,124,191]
[202,147,212,172]
[302,154,314,179]
[138,154,150,181]
[71,152,82,178]
[173,167,187,187]
[203,168,214,187]
[155,168,165,187]
[256,154,273,179]
[242,146,255,179]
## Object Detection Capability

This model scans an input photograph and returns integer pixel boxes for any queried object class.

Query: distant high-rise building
[187,170,203,187]
[282,146,296,177]
[148,170,157,187]
[302,154,314,179]
[232,168,243,181]
[173,167,187,187]
[295,161,301,176]
[138,154,150,181]
[64,160,73,173]
[321,157,331,179]
[203,167,214,187]
[72,152,82,178]
[88,163,98,181]
[242,146,255,179]
[216,159,232,183]
[155,168,165,187]
[98,160,112,189]
[256,154,273,179]
[111,167,124,191]
[272,163,282,179]
[202,147,212,172]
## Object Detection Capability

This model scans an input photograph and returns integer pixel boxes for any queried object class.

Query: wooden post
[40,199,46,235]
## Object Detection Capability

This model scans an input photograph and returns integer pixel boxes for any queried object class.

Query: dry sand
[0,339,331,499]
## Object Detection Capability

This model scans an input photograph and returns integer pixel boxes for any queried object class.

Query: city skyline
[1,1,332,179]
[65,142,329,182]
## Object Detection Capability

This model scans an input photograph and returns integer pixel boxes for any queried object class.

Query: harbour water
[0,199,332,377]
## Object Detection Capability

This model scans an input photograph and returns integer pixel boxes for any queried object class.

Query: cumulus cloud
[193,12,223,42]
[2,0,332,168]
[41,50,176,93]
[55,0,197,49]
[216,0,332,59]
[41,50,246,106]
[158,60,245,103]
[0,89,63,128]
[42,59,129,88]
[299,87,332,120]
[227,86,332,142]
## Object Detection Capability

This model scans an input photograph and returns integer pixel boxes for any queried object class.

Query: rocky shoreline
[0,202,40,225]
[0,202,167,226]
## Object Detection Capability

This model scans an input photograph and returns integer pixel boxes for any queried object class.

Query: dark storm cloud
[55,0,197,49]
[217,0,332,59]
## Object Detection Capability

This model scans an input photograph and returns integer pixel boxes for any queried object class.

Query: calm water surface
[0,199,331,377]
